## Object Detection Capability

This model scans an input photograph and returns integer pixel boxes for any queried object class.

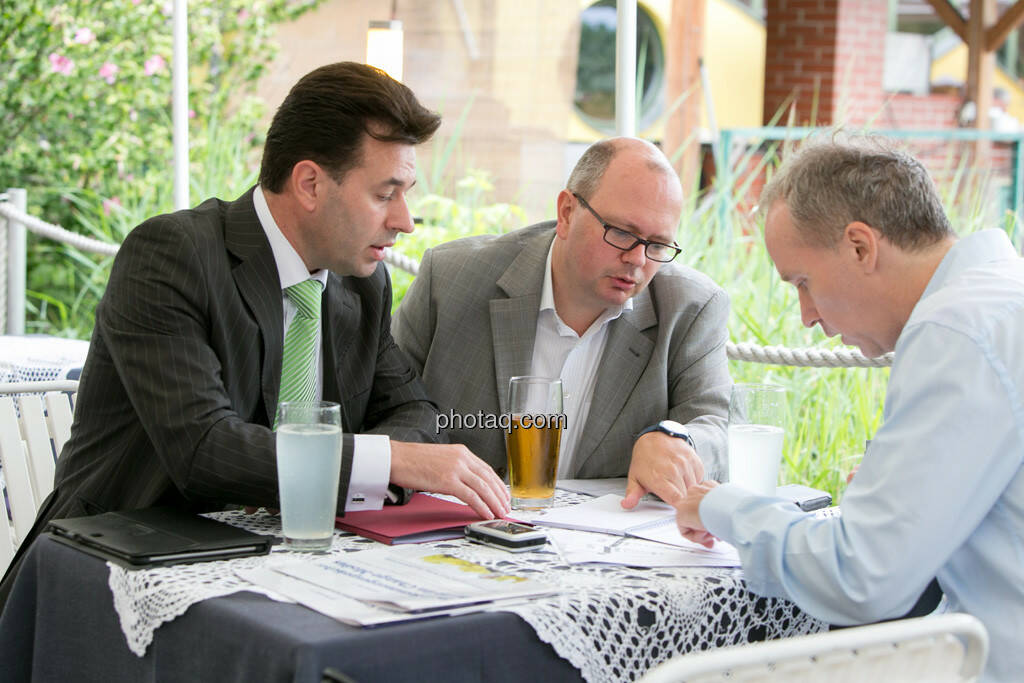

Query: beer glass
[505,376,564,510]
[727,384,788,496]
[275,401,342,552]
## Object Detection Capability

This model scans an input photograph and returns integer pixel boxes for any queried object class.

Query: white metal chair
[0,380,78,572]
[637,613,989,683]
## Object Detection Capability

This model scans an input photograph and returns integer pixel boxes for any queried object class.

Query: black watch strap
[636,421,696,450]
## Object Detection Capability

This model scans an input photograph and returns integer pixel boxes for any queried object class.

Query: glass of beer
[505,376,563,510]
[727,384,788,496]
[275,400,343,552]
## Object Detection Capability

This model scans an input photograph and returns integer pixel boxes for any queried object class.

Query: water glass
[275,400,342,552]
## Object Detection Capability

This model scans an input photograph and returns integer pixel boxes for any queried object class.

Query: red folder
[335,493,488,545]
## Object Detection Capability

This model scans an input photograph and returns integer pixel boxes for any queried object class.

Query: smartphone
[776,484,832,512]
[464,520,547,552]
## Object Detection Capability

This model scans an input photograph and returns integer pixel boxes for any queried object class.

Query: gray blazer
[393,222,731,480]
[1,188,439,604]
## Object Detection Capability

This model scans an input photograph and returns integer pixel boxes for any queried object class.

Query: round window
[574,1,666,133]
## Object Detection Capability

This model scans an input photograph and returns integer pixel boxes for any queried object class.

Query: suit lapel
[225,188,283,426]
[573,287,658,472]
[491,230,553,414]
[321,273,360,431]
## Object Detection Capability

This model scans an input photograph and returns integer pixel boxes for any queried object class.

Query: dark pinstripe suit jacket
[9,188,440,566]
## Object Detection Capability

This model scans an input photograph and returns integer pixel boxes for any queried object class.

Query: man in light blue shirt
[675,139,1024,682]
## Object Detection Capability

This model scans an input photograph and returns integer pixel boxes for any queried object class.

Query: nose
[798,288,820,329]
[620,242,647,267]
[389,197,416,234]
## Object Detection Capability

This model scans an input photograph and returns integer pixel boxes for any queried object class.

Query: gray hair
[566,139,618,199]
[758,136,954,251]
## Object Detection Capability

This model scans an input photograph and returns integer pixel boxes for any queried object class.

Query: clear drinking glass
[505,376,564,510]
[275,400,342,552]
[727,383,788,496]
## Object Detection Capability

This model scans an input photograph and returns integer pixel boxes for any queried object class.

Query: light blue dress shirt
[701,229,1024,682]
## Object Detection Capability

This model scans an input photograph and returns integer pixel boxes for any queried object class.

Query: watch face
[660,419,688,436]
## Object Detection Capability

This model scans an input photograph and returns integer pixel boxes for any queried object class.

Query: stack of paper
[238,545,559,627]
[534,494,740,567]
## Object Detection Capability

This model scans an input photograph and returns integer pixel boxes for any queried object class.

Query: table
[0,507,825,683]
[0,334,88,383]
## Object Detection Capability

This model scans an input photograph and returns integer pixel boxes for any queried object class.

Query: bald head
[567,137,679,201]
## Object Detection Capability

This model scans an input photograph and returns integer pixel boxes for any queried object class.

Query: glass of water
[727,384,788,496]
[275,401,342,552]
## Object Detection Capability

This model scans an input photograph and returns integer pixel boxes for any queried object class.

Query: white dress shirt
[700,230,1024,682]
[254,186,389,511]
[530,241,631,477]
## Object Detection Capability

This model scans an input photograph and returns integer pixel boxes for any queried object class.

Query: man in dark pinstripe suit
[0,62,509,608]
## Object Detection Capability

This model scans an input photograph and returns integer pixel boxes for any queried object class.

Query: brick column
[763,0,888,126]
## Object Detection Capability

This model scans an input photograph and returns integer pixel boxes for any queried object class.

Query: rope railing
[0,193,893,368]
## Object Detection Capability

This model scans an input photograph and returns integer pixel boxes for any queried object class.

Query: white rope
[0,201,119,256]
[2,204,891,369]
[727,341,892,367]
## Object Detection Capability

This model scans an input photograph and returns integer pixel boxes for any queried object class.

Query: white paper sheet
[268,545,558,612]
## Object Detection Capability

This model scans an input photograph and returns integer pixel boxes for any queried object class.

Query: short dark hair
[259,62,441,193]
[759,136,954,251]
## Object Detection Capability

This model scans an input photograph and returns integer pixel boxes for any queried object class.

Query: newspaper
[238,545,558,625]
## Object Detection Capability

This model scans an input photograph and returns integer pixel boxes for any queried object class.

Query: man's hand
[390,441,511,519]
[621,431,704,509]
[675,480,719,548]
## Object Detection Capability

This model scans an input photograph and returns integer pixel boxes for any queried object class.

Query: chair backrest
[637,613,989,683]
[0,380,78,572]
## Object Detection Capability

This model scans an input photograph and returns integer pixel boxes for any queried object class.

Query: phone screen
[480,521,536,535]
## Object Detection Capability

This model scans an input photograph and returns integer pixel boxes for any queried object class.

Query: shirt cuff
[699,483,753,542]
[345,434,391,511]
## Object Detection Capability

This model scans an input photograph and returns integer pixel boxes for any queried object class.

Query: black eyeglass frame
[571,192,682,263]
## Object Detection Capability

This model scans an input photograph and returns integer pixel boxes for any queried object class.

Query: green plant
[3,0,322,332]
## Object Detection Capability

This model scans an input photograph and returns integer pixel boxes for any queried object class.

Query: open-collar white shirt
[530,240,632,477]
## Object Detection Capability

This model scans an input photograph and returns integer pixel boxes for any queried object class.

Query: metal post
[1014,138,1024,249]
[615,0,637,137]
[6,188,27,335]
[172,0,189,210]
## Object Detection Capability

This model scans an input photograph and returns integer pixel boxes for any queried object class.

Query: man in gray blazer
[0,62,508,608]
[394,138,731,509]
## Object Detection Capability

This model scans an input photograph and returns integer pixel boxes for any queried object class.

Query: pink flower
[238,9,250,21]
[73,27,96,45]
[188,109,196,119]
[49,53,75,75]
[98,62,119,84]
[144,54,166,76]
[102,197,122,217]
[131,0,141,4]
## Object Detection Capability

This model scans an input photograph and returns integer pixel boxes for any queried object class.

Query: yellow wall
[567,0,766,141]
[932,44,1024,121]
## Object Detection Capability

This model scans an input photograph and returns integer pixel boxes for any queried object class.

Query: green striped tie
[278,279,322,409]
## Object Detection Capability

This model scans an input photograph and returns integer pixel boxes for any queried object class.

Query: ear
[554,190,575,239]
[843,221,880,274]
[289,160,325,213]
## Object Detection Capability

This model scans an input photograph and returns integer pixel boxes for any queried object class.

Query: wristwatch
[637,420,696,451]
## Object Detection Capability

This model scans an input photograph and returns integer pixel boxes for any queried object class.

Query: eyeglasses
[572,193,681,263]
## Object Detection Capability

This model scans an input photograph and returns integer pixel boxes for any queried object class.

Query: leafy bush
[1,0,323,333]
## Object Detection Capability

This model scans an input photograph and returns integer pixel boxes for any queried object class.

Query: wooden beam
[924,0,968,43]
[986,0,1024,51]
[663,0,706,192]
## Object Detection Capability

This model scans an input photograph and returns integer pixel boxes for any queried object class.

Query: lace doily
[107,496,825,681]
